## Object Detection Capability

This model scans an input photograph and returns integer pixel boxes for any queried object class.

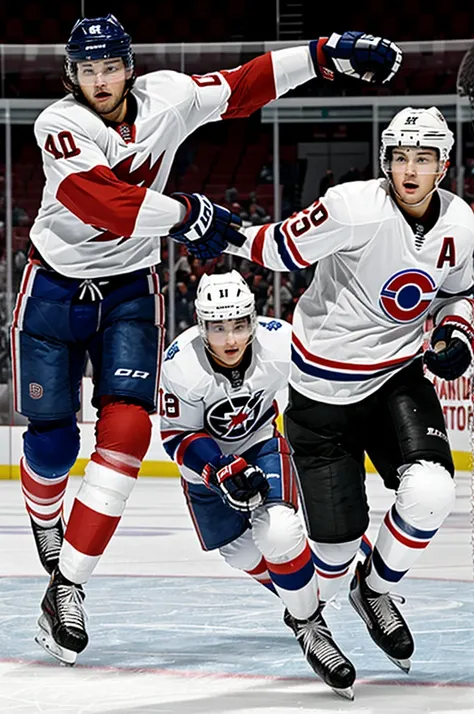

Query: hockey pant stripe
[11,263,40,414]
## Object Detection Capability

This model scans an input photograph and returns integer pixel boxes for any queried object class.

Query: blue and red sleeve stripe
[161,430,222,475]
[250,222,310,271]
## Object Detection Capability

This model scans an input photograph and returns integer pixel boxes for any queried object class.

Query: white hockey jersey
[159,317,291,484]
[29,47,316,278]
[227,179,474,404]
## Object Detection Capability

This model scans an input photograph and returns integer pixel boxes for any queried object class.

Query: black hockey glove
[423,321,473,381]
[202,454,269,513]
[311,32,402,84]
[169,192,245,260]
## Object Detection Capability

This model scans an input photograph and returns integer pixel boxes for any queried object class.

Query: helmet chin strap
[391,183,437,208]
[387,162,448,209]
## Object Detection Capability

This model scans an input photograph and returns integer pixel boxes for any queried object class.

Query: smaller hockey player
[159,270,356,699]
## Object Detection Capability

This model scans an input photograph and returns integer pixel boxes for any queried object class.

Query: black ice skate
[30,517,64,575]
[35,567,88,665]
[349,559,414,673]
[284,604,356,700]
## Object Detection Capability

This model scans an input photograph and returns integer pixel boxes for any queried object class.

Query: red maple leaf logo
[91,151,165,242]
[113,151,165,188]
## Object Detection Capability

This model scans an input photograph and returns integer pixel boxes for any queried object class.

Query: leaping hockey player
[160,270,357,699]
[176,108,474,686]
[13,13,402,668]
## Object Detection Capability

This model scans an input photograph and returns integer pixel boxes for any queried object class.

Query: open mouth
[94,91,111,100]
[403,181,418,191]
[225,348,239,356]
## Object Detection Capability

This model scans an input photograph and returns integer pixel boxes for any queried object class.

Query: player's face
[390,147,441,207]
[77,58,131,121]
[206,318,252,366]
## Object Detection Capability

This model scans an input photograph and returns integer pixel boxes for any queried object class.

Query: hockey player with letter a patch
[196,106,474,689]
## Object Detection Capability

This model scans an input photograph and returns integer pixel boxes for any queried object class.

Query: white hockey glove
[202,454,269,513]
[169,192,245,260]
[311,31,402,84]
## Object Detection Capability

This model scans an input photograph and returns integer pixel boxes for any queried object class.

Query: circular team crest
[205,390,265,442]
[379,269,437,323]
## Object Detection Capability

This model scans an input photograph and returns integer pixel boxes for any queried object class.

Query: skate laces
[35,525,62,560]
[55,583,87,630]
[366,591,406,636]
[294,614,347,669]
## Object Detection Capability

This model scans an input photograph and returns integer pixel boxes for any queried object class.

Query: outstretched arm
[225,188,355,271]
[175,32,403,133]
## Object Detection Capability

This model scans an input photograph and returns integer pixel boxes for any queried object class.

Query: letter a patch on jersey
[436,237,456,268]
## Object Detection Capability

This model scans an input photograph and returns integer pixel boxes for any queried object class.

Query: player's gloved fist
[169,192,244,260]
[423,322,473,381]
[202,454,269,513]
[312,31,402,84]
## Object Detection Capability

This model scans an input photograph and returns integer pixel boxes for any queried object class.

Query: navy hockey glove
[311,32,402,84]
[423,322,473,381]
[202,454,270,513]
[169,192,244,260]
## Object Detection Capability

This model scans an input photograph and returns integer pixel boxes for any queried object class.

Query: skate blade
[35,614,77,666]
[332,685,354,701]
[386,654,411,673]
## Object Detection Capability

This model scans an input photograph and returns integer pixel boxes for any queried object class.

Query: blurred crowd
[1,157,474,359]
[158,240,315,341]
[155,184,316,340]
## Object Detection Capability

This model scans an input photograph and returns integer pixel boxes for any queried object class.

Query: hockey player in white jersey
[13,15,402,665]
[160,270,356,699]
[183,106,474,681]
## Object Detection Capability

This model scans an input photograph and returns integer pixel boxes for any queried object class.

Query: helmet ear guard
[62,13,135,96]
[194,270,257,349]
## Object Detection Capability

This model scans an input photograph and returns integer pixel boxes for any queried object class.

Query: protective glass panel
[0,39,472,428]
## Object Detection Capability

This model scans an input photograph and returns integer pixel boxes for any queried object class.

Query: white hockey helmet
[195,270,257,345]
[380,106,454,176]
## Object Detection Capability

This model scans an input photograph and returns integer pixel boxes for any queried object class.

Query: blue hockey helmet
[63,14,135,94]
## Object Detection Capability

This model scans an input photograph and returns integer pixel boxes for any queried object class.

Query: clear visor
[75,58,129,85]
[384,148,444,176]
[205,318,253,345]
